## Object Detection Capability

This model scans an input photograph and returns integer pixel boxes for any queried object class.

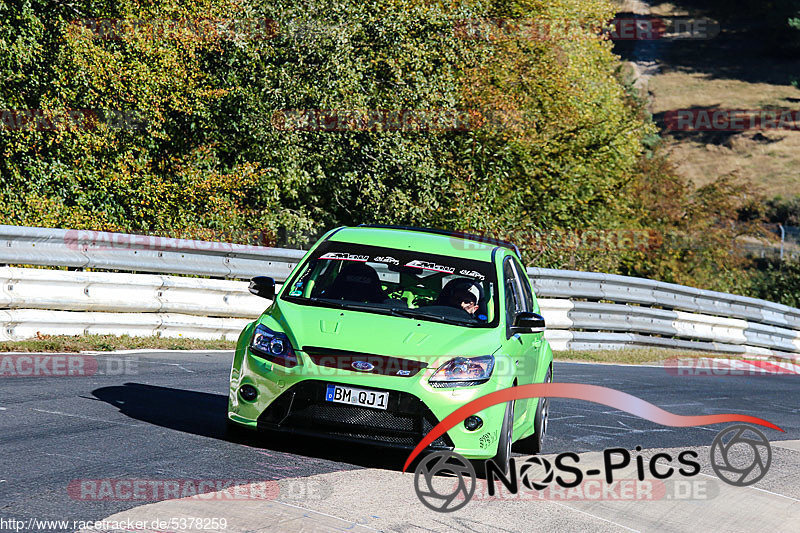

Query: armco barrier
[0,309,250,342]
[1,225,799,359]
[528,268,800,330]
[0,267,266,317]
[0,225,306,279]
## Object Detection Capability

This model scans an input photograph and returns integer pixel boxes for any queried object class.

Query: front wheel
[514,366,552,455]
[225,418,254,442]
[490,399,515,474]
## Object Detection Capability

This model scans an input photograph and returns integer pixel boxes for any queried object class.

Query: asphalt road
[1,351,798,532]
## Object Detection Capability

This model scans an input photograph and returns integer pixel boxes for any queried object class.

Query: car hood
[265,300,501,362]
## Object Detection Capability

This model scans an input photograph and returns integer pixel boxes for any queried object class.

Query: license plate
[325,384,388,410]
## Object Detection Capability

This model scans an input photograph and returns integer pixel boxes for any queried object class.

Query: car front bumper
[228,349,511,459]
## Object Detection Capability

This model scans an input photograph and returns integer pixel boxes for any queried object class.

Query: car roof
[326,225,519,262]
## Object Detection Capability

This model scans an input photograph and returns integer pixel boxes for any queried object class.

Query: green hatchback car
[227,225,554,465]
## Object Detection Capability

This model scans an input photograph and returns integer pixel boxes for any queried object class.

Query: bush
[0,0,652,251]
[749,259,800,308]
[2,0,794,307]
[764,196,800,226]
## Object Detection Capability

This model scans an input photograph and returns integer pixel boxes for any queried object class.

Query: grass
[558,347,797,364]
[613,0,800,197]
[556,347,712,365]
[0,334,235,353]
[651,74,800,197]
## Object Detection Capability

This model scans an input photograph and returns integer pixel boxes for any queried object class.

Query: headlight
[429,355,494,387]
[250,324,298,368]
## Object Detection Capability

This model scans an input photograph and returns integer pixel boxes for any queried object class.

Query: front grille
[303,346,428,377]
[298,402,414,432]
[257,381,452,449]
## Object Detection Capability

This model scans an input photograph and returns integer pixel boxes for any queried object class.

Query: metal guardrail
[528,268,800,330]
[0,225,305,279]
[0,308,250,341]
[0,267,266,317]
[0,267,268,341]
[538,300,799,358]
[1,225,799,358]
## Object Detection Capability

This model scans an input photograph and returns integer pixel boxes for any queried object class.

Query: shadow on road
[93,383,228,438]
[92,382,408,471]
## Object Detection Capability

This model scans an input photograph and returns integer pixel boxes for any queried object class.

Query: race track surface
[1,351,798,531]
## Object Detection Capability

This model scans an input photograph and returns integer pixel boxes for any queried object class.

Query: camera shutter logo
[519,456,554,491]
[413,451,476,512]
[710,425,772,486]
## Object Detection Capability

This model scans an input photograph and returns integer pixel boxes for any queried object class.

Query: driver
[442,282,481,316]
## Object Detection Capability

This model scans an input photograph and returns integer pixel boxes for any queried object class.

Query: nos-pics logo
[413,424,772,512]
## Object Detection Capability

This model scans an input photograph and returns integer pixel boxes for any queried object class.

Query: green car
[227,225,554,465]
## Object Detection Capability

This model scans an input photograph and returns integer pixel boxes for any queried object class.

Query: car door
[512,256,545,378]
[501,255,537,427]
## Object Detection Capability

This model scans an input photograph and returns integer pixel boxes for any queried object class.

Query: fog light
[239,384,258,402]
[464,416,483,431]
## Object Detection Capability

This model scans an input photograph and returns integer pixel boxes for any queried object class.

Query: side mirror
[248,276,276,300]
[511,311,546,334]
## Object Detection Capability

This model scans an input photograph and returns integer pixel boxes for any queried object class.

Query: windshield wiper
[288,297,477,325]
[304,298,395,315]
[389,307,477,326]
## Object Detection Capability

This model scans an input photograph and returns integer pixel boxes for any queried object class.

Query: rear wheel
[514,366,552,455]
[490,399,515,474]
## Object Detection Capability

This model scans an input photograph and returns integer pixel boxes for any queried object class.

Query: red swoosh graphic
[402,383,784,472]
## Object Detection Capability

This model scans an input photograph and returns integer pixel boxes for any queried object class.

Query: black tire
[514,366,552,455]
[490,399,515,474]
[225,419,254,442]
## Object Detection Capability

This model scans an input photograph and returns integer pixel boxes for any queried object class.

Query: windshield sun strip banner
[318,252,369,262]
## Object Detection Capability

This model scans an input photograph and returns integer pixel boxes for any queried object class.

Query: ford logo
[351,361,375,372]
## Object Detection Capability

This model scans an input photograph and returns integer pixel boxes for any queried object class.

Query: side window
[512,258,534,312]
[503,258,524,323]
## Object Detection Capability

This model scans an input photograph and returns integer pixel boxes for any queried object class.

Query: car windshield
[281,242,499,327]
